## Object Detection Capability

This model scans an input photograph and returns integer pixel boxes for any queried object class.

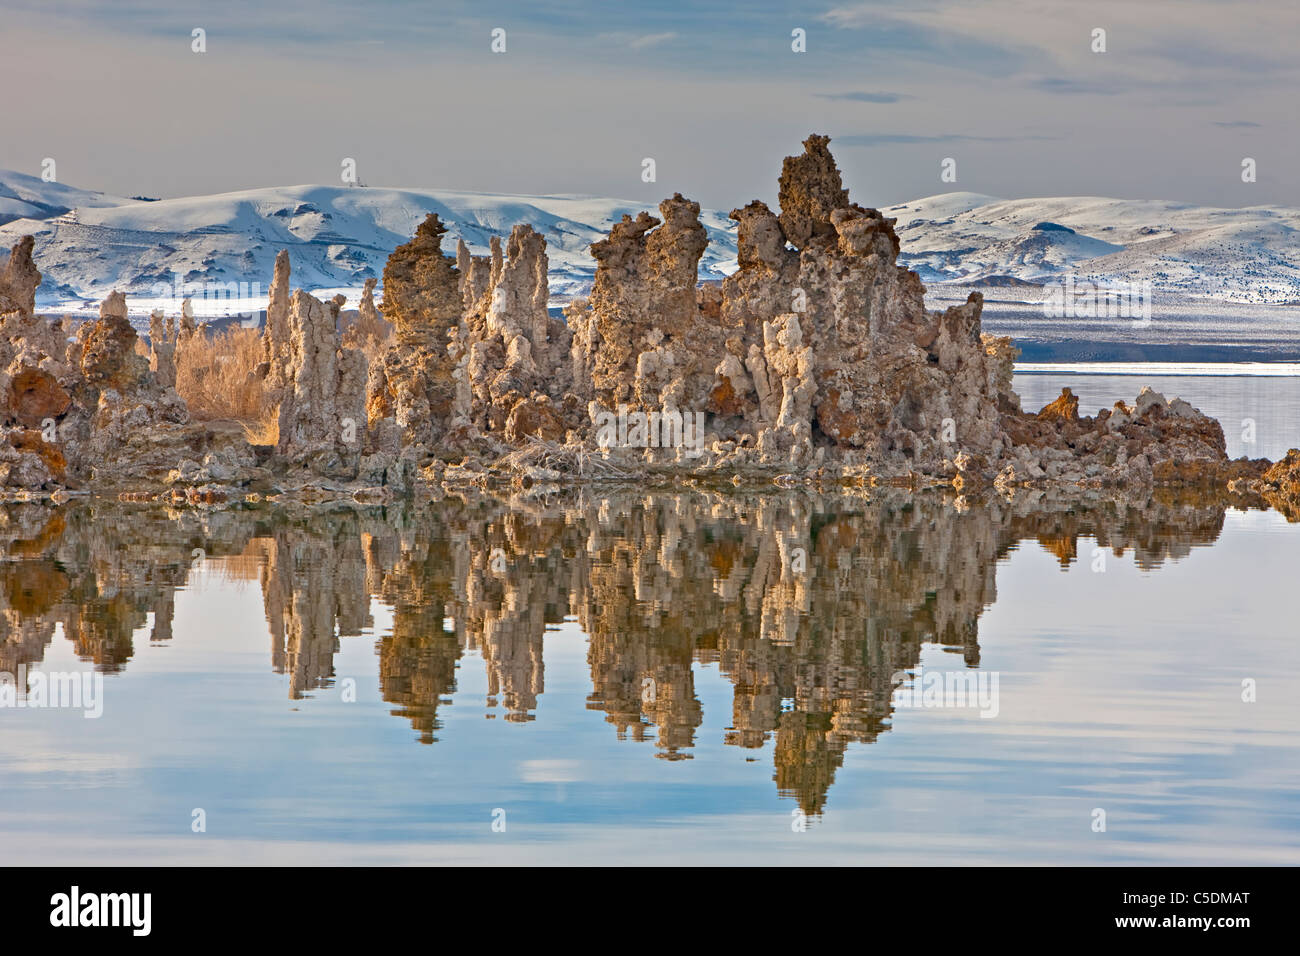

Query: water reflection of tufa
[0,490,1240,813]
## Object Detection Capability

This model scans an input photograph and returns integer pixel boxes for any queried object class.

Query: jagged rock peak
[648,193,709,286]
[78,292,140,387]
[455,239,470,293]
[359,277,380,325]
[149,309,179,389]
[262,249,292,385]
[777,133,851,250]
[582,193,711,409]
[492,224,550,348]
[98,289,128,321]
[380,212,461,344]
[730,200,790,272]
[0,236,41,316]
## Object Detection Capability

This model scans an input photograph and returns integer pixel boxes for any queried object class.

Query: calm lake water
[2,465,1298,865]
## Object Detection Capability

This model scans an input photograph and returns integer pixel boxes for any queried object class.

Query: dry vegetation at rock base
[173,326,277,443]
[171,309,395,447]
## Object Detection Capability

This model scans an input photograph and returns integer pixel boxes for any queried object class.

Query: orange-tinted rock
[504,396,566,443]
[381,213,462,345]
[366,368,394,423]
[7,367,71,428]
[78,293,144,387]
[1037,387,1079,423]
[8,428,67,478]
[1260,448,1300,487]
[366,214,468,460]
[708,372,745,418]
[1254,448,1300,520]
[0,236,40,316]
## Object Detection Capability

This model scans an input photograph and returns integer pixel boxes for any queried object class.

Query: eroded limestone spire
[381,213,461,345]
[262,249,292,388]
[776,133,850,250]
[0,236,41,316]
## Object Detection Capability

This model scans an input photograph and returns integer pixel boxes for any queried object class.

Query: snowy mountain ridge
[1,170,1296,314]
[886,192,1300,306]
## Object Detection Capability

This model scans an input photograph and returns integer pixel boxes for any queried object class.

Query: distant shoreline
[1010,341,1300,364]
[1016,361,1300,377]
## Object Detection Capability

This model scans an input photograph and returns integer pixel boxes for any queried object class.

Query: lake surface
[2,472,1298,865]
[963,296,1300,362]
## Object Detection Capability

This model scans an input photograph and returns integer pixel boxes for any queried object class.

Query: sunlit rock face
[1233,447,1300,521]
[261,249,293,394]
[468,223,576,440]
[512,134,1234,484]
[71,293,258,491]
[0,488,1240,811]
[0,239,78,488]
[0,236,41,316]
[550,135,1240,484]
[367,217,582,459]
[542,136,1017,472]
[568,194,718,416]
[716,140,1006,468]
[776,133,851,252]
[273,290,367,479]
[366,213,466,461]
[1000,385,1246,490]
[5,288,253,491]
[0,306,76,487]
[379,213,464,347]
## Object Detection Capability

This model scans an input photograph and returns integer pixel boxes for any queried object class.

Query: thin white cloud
[595,30,679,50]
[629,31,677,49]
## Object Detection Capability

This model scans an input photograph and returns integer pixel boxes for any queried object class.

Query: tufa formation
[0,135,1290,501]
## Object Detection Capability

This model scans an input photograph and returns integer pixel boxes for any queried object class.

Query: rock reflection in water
[0,489,1239,812]
[256,513,373,699]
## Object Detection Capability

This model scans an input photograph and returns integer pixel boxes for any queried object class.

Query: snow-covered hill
[0,179,739,313]
[1,170,1297,314]
[0,169,132,227]
[887,193,1300,305]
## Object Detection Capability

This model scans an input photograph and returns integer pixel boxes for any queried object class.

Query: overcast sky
[2,0,1295,209]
